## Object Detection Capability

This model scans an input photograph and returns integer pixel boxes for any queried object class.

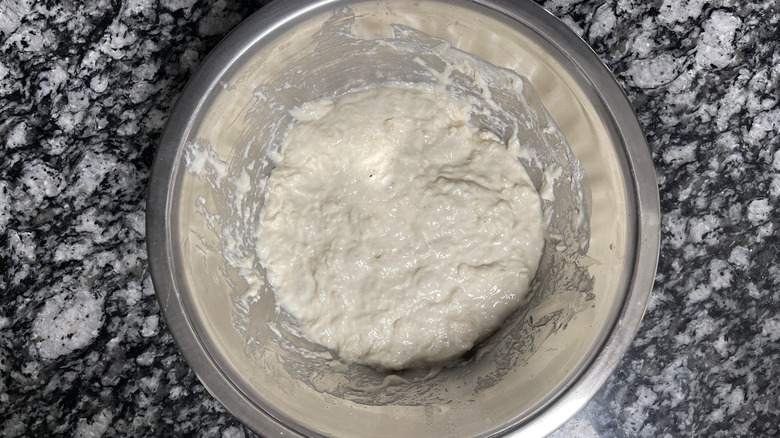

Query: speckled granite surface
[1,0,778,436]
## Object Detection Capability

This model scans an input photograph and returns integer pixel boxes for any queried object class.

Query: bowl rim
[146,0,661,436]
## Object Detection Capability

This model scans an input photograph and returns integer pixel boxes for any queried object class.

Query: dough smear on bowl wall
[256,83,545,370]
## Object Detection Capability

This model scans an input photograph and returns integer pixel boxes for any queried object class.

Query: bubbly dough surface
[256,84,544,370]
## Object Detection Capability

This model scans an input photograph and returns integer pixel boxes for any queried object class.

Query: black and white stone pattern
[1,0,778,436]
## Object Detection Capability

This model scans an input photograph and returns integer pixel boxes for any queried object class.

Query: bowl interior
[160,1,643,436]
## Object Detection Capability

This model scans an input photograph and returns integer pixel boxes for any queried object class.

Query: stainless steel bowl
[147,0,660,436]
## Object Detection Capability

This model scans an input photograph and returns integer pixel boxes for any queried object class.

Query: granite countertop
[1,0,778,436]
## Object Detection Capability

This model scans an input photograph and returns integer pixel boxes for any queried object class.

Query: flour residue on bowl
[182,7,592,404]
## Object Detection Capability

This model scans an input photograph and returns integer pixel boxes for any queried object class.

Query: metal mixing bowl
[147,0,660,436]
